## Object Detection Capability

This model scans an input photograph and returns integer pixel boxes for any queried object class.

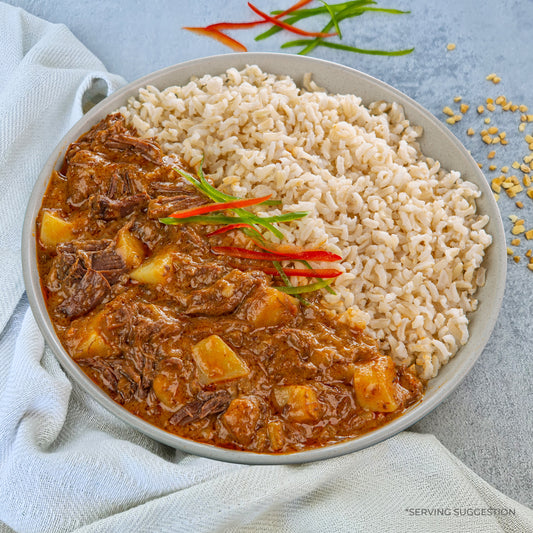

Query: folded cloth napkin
[0,3,532,533]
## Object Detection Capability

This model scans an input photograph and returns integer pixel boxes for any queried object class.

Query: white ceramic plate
[22,53,506,464]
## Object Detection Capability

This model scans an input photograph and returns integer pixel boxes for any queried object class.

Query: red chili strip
[169,194,272,219]
[206,20,264,31]
[277,0,314,18]
[182,27,247,52]
[206,223,257,236]
[247,2,337,37]
[251,240,343,261]
[261,267,341,278]
[207,0,314,31]
[211,246,342,262]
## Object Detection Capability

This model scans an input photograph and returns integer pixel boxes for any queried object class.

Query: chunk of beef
[106,169,135,198]
[169,390,232,426]
[161,254,229,293]
[53,240,126,284]
[48,240,127,317]
[78,112,126,145]
[183,270,267,316]
[149,181,197,196]
[80,357,141,404]
[105,133,163,165]
[90,248,127,284]
[147,195,209,219]
[57,268,111,318]
[61,114,125,173]
[66,159,145,207]
[89,193,149,220]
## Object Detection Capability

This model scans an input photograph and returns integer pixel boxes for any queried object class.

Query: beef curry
[36,113,423,453]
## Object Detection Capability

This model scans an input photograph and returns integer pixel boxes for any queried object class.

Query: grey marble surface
[5,0,532,507]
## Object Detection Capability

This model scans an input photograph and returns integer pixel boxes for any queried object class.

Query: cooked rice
[119,65,492,380]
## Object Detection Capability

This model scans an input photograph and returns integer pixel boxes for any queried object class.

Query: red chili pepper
[247,2,337,38]
[206,223,257,236]
[206,20,264,31]
[211,246,342,262]
[260,267,342,278]
[182,27,247,52]
[277,0,314,18]
[206,0,313,31]
[251,240,342,261]
[169,194,272,219]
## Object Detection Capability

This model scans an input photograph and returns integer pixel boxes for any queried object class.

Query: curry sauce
[36,114,423,453]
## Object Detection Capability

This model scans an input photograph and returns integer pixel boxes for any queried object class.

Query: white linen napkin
[0,2,124,333]
[0,3,531,532]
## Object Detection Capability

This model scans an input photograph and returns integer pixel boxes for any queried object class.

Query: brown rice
[119,65,492,380]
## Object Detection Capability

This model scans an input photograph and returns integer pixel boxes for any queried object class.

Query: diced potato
[40,211,75,249]
[152,371,183,408]
[352,355,399,412]
[267,420,285,452]
[273,385,323,423]
[116,226,145,268]
[67,312,116,359]
[192,335,249,385]
[244,286,299,328]
[221,397,260,445]
[129,250,174,285]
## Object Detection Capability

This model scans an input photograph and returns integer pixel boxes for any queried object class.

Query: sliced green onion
[174,164,303,240]
[301,259,337,295]
[273,260,310,306]
[160,211,307,227]
[276,278,334,294]
[159,214,245,225]
[283,38,414,56]
[273,260,292,286]
[257,0,376,41]
[275,3,412,57]
[319,0,342,38]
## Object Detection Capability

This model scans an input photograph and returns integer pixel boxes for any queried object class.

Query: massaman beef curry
[36,113,424,453]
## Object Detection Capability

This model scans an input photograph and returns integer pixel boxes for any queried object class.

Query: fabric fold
[0,2,125,334]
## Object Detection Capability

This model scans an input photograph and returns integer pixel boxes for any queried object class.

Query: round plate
[22,52,506,464]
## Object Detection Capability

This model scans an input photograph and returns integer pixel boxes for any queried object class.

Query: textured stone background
[5,0,532,507]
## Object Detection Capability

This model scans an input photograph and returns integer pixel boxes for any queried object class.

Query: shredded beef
[183,269,267,316]
[105,133,163,165]
[57,268,111,318]
[147,195,209,219]
[169,390,232,426]
[90,193,149,220]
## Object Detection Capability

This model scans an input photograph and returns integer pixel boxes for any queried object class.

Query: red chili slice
[206,223,257,236]
[211,246,342,262]
[277,0,314,18]
[206,20,264,31]
[247,2,337,37]
[207,0,313,31]
[182,27,247,52]
[261,267,342,278]
[169,194,272,219]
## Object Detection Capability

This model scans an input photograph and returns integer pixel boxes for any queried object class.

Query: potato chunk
[40,211,75,249]
[192,335,249,385]
[221,397,260,445]
[273,385,323,423]
[352,355,399,412]
[116,226,145,268]
[267,420,285,452]
[152,359,186,409]
[243,286,299,328]
[129,250,174,285]
[66,312,116,359]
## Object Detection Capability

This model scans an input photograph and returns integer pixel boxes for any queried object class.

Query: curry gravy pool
[37,113,423,453]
